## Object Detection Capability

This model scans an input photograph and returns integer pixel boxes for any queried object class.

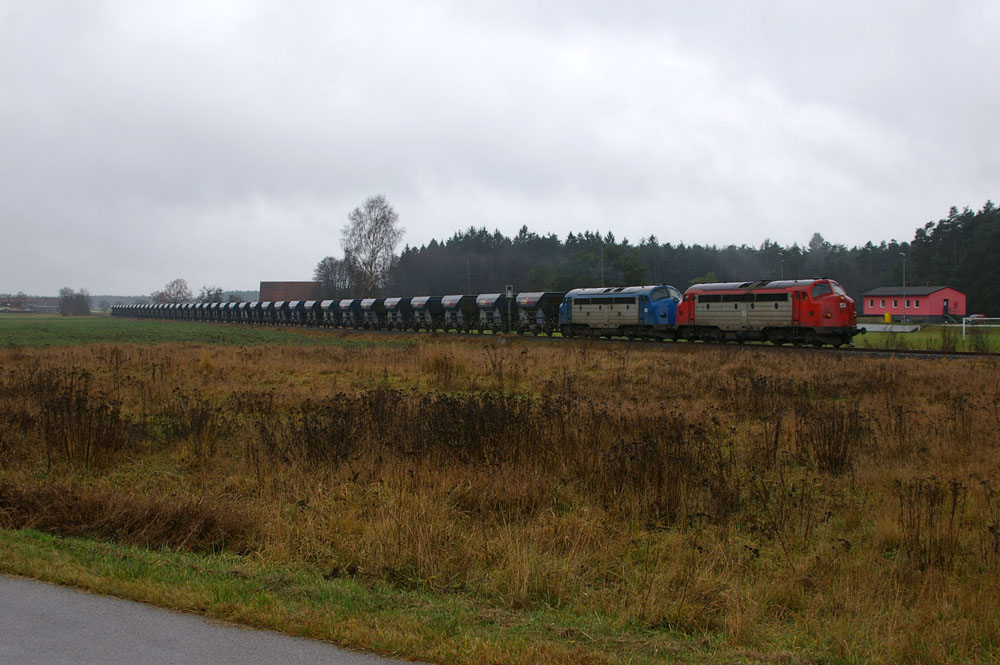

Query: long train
[112,277,862,347]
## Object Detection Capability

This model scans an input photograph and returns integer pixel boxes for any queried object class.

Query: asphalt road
[0,575,420,665]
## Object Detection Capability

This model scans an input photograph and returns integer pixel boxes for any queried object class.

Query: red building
[259,281,322,301]
[861,286,966,322]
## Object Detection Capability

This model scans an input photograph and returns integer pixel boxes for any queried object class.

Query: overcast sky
[3,1,997,295]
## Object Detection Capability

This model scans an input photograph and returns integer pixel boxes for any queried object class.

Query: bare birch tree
[341,195,404,295]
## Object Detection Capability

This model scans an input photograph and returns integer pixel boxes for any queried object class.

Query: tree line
[315,198,998,315]
[56,196,999,316]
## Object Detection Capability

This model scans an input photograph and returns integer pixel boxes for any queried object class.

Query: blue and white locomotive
[558,285,682,339]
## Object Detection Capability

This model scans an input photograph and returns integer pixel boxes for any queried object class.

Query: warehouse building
[862,285,966,323]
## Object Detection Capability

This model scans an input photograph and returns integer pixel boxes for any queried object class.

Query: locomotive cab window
[810,283,831,299]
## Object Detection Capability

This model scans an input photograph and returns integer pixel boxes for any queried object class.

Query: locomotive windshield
[651,287,681,301]
[810,282,832,299]
[830,282,847,296]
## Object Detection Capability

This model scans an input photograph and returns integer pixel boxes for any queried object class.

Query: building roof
[862,286,955,297]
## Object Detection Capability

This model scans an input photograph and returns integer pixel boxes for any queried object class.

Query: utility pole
[900,251,907,324]
[600,241,605,287]
[505,284,514,333]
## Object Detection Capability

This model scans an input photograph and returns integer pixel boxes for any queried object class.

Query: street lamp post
[899,251,907,324]
[600,241,605,287]
[778,252,784,281]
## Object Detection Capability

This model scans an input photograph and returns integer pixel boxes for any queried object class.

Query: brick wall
[259,282,323,301]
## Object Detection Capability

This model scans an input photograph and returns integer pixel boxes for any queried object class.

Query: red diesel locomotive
[677,278,861,347]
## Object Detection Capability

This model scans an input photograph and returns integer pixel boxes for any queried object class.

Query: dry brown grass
[1,335,999,662]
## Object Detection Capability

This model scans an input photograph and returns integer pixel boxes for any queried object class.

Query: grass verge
[0,528,741,665]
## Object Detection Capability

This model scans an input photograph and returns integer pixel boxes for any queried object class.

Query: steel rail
[117,315,1000,360]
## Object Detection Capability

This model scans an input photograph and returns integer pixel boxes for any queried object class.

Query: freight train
[112,277,862,347]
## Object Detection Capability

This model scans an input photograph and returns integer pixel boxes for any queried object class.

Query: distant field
[0,314,412,349]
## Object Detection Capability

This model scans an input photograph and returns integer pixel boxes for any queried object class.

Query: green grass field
[857,324,1000,352]
[3,314,997,353]
[0,314,413,349]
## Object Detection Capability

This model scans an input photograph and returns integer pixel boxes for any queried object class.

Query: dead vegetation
[1,336,999,662]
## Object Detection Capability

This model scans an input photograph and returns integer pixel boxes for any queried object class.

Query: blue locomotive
[558,285,682,339]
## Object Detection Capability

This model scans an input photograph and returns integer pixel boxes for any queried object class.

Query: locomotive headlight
[824,312,832,318]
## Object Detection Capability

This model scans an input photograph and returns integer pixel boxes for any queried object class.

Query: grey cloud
[2,0,997,294]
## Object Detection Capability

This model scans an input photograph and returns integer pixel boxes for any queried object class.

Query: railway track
[190,319,1000,361]
[509,332,1000,360]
